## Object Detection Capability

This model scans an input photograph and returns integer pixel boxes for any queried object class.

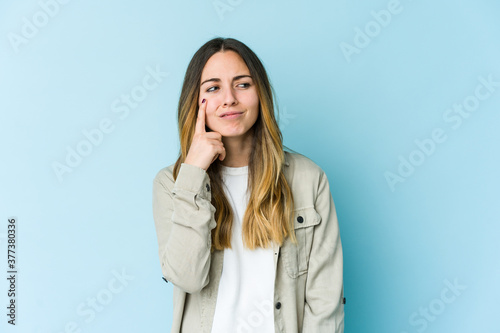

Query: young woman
[152,37,344,333]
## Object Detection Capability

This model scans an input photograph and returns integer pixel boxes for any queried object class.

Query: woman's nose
[222,87,237,106]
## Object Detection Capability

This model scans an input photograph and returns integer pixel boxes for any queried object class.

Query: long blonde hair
[173,37,297,251]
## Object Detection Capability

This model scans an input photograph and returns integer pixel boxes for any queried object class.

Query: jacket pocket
[281,207,322,278]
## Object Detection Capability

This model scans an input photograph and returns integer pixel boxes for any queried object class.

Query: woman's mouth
[221,112,243,119]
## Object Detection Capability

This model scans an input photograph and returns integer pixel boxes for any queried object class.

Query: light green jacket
[152,151,344,332]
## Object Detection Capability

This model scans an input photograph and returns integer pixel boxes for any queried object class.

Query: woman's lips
[221,112,243,119]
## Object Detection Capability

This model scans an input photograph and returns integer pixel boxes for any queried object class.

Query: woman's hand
[184,99,226,171]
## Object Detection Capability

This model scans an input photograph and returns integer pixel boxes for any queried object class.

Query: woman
[152,37,344,333]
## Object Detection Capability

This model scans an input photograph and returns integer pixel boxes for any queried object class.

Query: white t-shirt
[211,165,276,333]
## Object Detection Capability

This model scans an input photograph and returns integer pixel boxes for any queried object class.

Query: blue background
[1,0,499,332]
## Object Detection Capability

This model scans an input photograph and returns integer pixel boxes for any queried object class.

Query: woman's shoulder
[284,150,325,177]
[284,151,330,208]
[153,162,176,186]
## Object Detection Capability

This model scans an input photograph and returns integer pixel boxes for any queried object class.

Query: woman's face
[199,50,259,138]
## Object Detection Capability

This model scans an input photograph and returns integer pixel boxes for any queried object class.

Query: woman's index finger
[195,99,207,134]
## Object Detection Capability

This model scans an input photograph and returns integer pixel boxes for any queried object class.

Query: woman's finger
[194,98,207,134]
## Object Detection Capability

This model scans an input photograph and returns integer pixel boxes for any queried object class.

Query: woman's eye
[206,83,250,92]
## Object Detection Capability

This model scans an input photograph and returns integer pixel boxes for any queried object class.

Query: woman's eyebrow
[201,75,252,86]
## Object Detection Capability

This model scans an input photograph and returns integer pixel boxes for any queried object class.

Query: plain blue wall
[1,0,499,332]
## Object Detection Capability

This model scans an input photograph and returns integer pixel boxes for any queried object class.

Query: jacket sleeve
[303,170,345,332]
[152,162,217,294]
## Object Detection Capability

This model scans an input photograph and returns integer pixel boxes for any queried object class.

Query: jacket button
[206,183,210,191]
[275,302,281,309]
[297,216,304,223]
